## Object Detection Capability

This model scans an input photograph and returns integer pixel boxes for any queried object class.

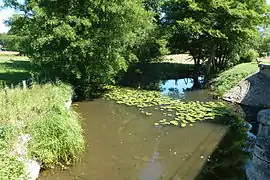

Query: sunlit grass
[210,63,258,96]
[0,83,84,178]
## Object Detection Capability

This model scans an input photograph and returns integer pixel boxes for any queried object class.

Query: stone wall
[246,109,270,180]
[259,64,270,79]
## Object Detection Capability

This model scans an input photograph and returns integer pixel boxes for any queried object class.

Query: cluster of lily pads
[104,86,232,128]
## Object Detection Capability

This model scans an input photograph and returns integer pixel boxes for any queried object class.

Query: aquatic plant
[104,86,233,127]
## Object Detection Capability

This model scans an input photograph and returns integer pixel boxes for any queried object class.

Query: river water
[39,78,247,180]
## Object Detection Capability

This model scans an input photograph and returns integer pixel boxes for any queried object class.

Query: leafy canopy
[162,0,269,72]
[4,0,155,97]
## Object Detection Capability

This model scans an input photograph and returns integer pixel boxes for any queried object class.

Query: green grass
[0,83,85,178]
[209,63,258,96]
[0,124,26,180]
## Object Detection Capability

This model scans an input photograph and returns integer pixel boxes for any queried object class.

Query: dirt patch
[164,54,194,64]
[0,51,20,56]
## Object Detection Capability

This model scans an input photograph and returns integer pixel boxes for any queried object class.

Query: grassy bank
[0,83,84,179]
[209,63,258,97]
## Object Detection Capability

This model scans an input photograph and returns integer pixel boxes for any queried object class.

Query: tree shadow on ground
[0,60,34,72]
[0,72,33,87]
[0,60,39,87]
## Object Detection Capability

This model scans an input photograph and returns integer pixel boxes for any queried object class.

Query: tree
[4,0,155,97]
[162,0,269,74]
[0,33,24,52]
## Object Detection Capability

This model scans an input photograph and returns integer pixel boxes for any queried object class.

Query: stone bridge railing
[246,110,270,180]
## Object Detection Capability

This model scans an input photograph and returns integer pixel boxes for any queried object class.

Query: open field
[163,54,194,64]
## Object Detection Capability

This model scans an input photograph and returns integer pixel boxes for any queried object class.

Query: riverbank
[0,83,84,179]
[0,54,251,179]
[208,63,258,97]
[0,56,84,179]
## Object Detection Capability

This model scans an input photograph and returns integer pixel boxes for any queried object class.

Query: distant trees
[257,29,270,57]
[0,33,23,52]
[162,0,269,74]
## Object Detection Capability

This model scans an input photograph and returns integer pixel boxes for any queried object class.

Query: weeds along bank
[208,63,258,97]
[0,83,84,180]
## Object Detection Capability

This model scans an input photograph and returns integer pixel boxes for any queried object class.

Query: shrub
[240,49,259,63]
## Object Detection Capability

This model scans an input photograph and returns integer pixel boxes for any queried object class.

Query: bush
[7,0,155,98]
[240,49,259,63]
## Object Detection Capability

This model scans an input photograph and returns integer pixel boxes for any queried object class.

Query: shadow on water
[194,104,264,180]
[118,62,212,102]
[118,63,198,86]
[195,119,250,180]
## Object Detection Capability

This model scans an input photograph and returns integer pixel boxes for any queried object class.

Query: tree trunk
[206,44,217,75]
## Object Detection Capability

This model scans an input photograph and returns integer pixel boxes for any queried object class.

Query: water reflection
[160,77,204,100]
[139,151,162,180]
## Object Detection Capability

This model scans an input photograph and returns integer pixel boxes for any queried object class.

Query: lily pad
[170,120,179,126]
[181,123,187,127]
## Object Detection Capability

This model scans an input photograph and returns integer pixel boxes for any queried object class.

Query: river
[39,77,249,180]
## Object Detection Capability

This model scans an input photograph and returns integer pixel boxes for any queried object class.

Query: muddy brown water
[39,78,250,180]
[40,99,228,180]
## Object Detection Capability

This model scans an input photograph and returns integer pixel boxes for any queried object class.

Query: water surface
[160,78,212,101]
[40,99,228,180]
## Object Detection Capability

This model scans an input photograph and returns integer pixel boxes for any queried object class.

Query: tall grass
[0,83,84,177]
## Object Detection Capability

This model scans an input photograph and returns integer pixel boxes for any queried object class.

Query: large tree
[162,0,269,74]
[4,0,155,97]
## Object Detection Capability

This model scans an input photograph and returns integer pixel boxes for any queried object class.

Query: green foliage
[258,32,270,56]
[162,0,269,72]
[240,49,259,63]
[0,124,26,180]
[210,63,258,96]
[0,33,24,52]
[27,109,84,167]
[0,83,84,172]
[4,0,156,97]
[133,31,169,64]
[0,154,26,180]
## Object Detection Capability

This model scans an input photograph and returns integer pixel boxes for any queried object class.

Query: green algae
[104,86,233,128]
